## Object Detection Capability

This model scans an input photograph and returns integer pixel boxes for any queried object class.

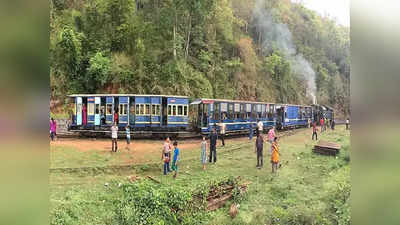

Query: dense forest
[50,0,350,115]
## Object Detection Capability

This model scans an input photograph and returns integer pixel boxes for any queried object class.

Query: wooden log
[146,175,161,184]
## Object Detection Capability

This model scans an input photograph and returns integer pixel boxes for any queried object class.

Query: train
[67,94,334,136]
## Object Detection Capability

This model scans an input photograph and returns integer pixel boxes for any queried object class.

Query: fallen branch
[147,175,161,184]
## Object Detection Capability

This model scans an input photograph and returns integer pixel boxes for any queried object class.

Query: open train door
[76,97,82,126]
[105,97,114,124]
[94,97,101,126]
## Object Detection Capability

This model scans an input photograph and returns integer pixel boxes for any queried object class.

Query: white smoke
[252,0,317,103]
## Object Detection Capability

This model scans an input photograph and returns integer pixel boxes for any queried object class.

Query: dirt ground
[50,136,251,166]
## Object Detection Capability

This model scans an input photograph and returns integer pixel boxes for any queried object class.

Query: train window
[173,105,177,116]
[221,112,227,120]
[183,105,188,116]
[228,104,234,120]
[235,112,240,119]
[119,104,127,115]
[152,105,156,115]
[140,104,144,115]
[88,103,94,115]
[214,104,220,120]
[136,104,140,115]
[106,104,112,115]
[178,105,183,116]
[168,105,172,116]
[145,104,150,115]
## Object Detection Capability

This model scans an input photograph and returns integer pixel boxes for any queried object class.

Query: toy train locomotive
[67,94,334,135]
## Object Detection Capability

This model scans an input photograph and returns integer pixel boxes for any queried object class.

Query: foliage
[50,0,350,115]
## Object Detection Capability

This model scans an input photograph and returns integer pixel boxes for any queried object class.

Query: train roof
[191,98,275,105]
[68,94,188,98]
[276,103,312,107]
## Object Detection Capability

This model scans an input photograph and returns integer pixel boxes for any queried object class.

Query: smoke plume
[252,0,317,104]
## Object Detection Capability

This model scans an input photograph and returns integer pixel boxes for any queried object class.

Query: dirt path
[51,137,251,166]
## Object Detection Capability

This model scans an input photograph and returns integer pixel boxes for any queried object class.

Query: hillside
[50,0,350,115]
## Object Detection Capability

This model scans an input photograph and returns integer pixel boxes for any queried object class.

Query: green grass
[50,125,350,225]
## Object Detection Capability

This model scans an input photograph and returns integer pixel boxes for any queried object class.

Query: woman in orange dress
[271,137,280,173]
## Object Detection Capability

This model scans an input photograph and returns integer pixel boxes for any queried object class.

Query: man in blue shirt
[171,141,180,178]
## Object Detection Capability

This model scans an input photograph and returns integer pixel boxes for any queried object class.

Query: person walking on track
[209,127,218,163]
[111,122,118,152]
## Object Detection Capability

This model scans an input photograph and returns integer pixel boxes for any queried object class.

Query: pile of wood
[313,141,341,156]
[195,176,249,211]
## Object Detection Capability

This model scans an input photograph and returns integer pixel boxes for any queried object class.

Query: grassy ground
[50,125,350,224]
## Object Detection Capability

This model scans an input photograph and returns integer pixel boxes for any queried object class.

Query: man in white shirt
[257,120,263,134]
[346,118,350,130]
[111,123,118,152]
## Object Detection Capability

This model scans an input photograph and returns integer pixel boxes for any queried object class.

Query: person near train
[82,104,87,125]
[219,121,226,147]
[249,123,254,140]
[171,141,180,178]
[125,125,131,150]
[346,118,350,130]
[267,126,276,154]
[50,118,57,141]
[257,120,263,135]
[114,109,119,124]
[271,137,280,173]
[209,127,218,163]
[200,136,207,170]
[312,121,318,140]
[331,119,335,130]
[162,137,172,175]
[320,118,324,132]
[111,122,118,152]
[255,132,264,169]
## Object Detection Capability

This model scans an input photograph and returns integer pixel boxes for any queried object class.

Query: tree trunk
[185,14,192,61]
[173,12,177,59]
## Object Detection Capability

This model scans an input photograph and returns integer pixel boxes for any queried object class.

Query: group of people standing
[254,126,280,173]
[161,137,180,178]
[198,121,281,174]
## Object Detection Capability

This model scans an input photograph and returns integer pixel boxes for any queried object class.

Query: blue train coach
[191,98,276,134]
[68,94,189,132]
[275,104,312,129]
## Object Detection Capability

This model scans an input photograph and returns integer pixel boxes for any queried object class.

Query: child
[271,137,280,173]
[200,136,207,170]
[171,141,180,178]
[125,125,131,150]
[162,137,172,175]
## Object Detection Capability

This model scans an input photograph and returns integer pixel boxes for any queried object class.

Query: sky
[292,0,350,26]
